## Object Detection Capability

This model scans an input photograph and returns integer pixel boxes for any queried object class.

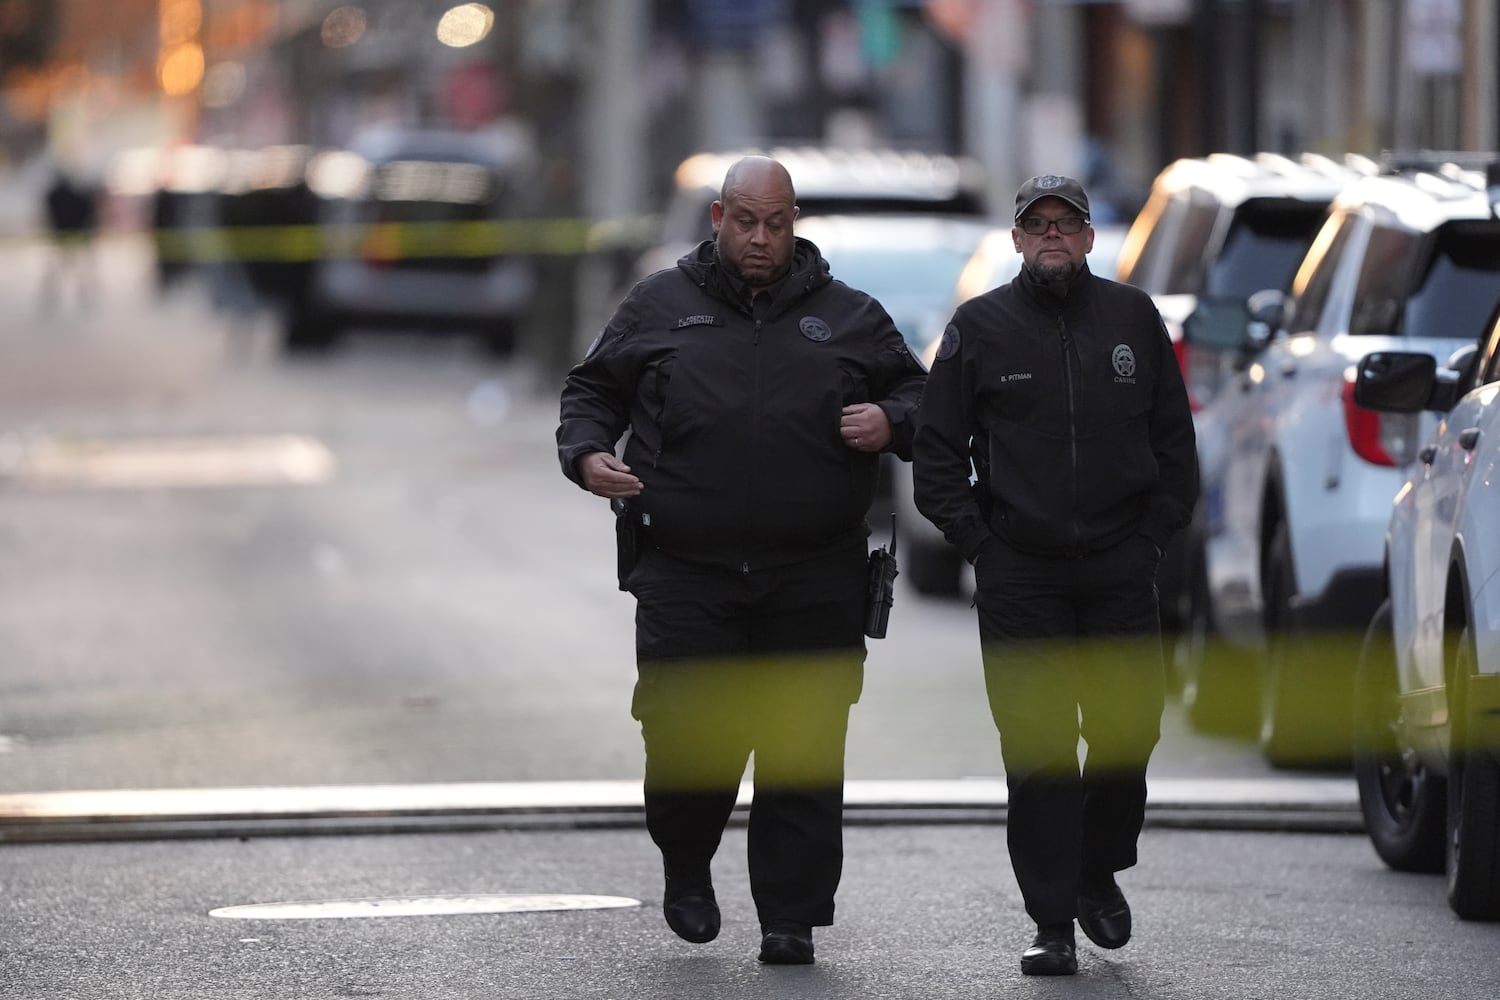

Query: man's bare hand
[578,451,643,499]
[840,403,892,452]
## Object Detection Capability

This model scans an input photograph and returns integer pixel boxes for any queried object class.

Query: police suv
[1181,154,1500,767]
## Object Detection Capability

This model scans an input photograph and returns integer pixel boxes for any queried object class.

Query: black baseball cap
[1014,174,1090,221]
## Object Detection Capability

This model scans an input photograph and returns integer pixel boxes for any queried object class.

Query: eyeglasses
[1018,216,1089,236]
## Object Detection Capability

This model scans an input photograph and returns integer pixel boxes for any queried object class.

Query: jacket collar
[679,237,832,318]
[1017,259,1095,312]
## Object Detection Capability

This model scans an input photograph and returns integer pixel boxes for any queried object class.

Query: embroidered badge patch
[799,316,833,342]
[1112,344,1137,378]
[935,323,961,362]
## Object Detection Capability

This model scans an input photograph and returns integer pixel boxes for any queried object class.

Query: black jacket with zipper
[912,262,1197,562]
[558,237,927,572]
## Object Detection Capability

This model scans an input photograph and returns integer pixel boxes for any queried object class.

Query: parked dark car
[296,126,539,353]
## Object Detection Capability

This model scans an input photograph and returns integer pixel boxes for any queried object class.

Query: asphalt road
[5,822,1498,1000]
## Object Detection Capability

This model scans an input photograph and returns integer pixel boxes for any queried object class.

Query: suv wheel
[1353,598,1445,873]
[282,307,337,352]
[1259,523,1352,768]
[1445,623,1500,919]
[482,318,518,357]
[905,538,963,597]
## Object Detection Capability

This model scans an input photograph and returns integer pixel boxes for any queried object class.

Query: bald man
[558,156,926,964]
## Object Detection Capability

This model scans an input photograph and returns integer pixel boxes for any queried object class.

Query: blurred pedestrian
[40,166,100,313]
[912,175,1198,976]
[557,155,926,965]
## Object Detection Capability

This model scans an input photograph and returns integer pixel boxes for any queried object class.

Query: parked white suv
[1179,156,1500,766]
[1116,152,1367,410]
[1352,300,1500,921]
[1114,153,1369,632]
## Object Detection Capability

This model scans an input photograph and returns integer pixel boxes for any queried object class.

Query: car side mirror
[1446,343,1480,387]
[1423,344,1481,412]
[1243,288,1286,349]
[1353,351,1439,413]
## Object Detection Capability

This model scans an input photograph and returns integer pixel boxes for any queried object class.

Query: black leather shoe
[1077,876,1131,950]
[757,923,815,965]
[662,869,719,944]
[1020,923,1077,976]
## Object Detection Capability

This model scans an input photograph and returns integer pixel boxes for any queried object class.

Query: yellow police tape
[637,626,1500,784]
[148,217,649,263]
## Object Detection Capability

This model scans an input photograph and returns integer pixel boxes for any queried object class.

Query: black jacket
[558,238,927,571]
[912,263,1197,561]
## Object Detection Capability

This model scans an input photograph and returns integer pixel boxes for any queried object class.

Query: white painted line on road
[0,434,335,489]
[209,893,642,920]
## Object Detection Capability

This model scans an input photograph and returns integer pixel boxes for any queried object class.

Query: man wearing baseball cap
[912,175,1198,976]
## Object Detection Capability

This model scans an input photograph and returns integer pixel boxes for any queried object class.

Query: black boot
[662,865,719,944]
[758,921,814,965]
[1077,873,1131,949]
[1020,922,1077,976]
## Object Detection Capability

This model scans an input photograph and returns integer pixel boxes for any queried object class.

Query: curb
[0,777,1362,844]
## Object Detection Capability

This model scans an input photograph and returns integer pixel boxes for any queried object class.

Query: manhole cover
[209,893,641,920]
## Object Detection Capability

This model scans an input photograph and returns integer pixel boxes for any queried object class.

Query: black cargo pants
[627,542,866,929]
[973,531,1166,926]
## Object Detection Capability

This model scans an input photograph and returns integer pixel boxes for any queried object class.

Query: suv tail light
[1169,328,1201,412]
[1341,372,1419,466]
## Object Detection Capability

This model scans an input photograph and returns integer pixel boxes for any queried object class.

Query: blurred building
[1,1,1496,223]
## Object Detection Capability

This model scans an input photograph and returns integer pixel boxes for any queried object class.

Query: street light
[436,3,494,48]
[158,0,203,96]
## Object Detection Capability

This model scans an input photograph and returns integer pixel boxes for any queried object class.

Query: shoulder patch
[799,316,833,342]
[935,323,960,362]
[582,331,605,360]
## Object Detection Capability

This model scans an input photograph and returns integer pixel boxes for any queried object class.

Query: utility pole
[581,0,648,224]
[571,0,650,365]
[963,0,1029,217]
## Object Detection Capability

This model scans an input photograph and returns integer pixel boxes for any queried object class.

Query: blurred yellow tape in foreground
[152,218,610,262]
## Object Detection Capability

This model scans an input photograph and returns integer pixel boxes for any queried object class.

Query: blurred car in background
[794,213,995,356]
[890,223,1128,597]
[217,145,321,327]
[1352,301,1500,921]
[1115,152,1371,638]
[1116,152,1370,410]
[794,212,995,534]
[627,145,992,283]
[1180,155,1500,765]
[297,125,538,353]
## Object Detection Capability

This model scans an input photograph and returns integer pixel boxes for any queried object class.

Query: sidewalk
[0,774,1361,844]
